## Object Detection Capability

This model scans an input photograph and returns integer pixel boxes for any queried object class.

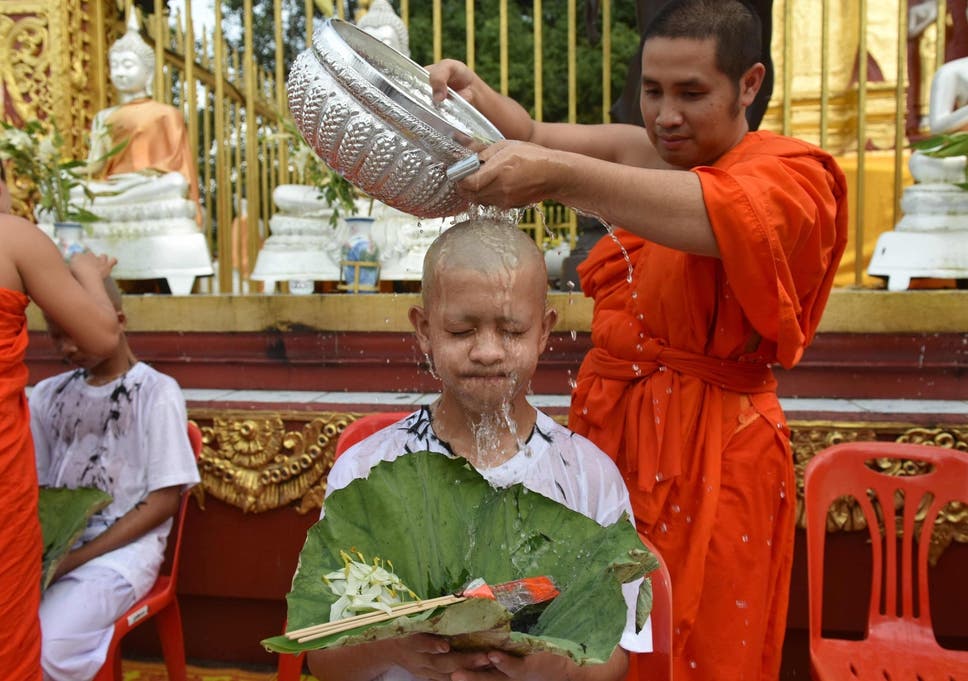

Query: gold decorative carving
[186,411,967,561]
[191,409,361,514]
[790,421,968,564]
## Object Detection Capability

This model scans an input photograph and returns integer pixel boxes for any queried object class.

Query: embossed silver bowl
[287,19,504,218]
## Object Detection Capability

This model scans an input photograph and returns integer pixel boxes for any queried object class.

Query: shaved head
[421,219,547,305]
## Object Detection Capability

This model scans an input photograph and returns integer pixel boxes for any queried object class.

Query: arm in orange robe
[0,288,42,680]
[570,130,847,681]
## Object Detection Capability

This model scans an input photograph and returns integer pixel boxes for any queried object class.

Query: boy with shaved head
[307,218,650,681]
[30,276,199,681]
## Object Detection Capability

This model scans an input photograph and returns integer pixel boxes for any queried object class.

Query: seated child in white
[307,218,651,681]
[29,277,200,681]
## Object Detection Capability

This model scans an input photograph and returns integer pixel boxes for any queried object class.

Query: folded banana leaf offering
[262,452,657,665]
[38,486,113,591]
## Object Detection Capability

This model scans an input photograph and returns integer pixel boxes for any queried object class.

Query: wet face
[411,264,555,416]
[640,37,756,168]
[109,50,150,95]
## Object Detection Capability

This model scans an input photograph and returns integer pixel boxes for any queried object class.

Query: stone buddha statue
[356,0,410,57]
[64,15,213,294]
[868,35,968,289]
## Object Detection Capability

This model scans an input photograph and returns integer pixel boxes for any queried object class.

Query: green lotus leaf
[263,452,657,664]
[38,486,113,591]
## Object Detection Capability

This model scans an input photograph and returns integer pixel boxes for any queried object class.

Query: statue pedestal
[39,211,214,295]
[868,183,968,291]
[250,211,345,292]
[253,186,446,291]
[868,153,968,290]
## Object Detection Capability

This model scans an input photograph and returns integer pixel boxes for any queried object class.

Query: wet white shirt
[325,407,653,681]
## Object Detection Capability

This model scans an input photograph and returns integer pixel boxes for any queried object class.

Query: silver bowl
[287,19,504,218]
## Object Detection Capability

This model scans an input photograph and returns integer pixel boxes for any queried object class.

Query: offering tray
[287,19,504,218]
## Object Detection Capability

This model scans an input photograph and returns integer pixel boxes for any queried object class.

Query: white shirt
[325,407,652,681]
[31,362,200,596]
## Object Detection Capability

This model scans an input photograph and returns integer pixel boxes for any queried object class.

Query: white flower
[37,137,58,165]
[324,557,417,621]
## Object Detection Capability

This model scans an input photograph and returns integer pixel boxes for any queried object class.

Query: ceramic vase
[339,216,380,293]
[53,221,86,260]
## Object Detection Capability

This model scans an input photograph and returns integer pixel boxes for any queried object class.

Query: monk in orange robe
[0,169,121,679]
[428,0,847,678]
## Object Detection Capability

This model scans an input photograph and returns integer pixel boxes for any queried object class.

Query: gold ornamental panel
[190,409,361,514]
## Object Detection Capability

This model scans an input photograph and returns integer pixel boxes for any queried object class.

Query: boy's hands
[450,651,568,681]
[387,634,493,681]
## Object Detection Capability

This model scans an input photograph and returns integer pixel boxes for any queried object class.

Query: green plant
[0,120,121,223]
[280,119,360,227]
[912,131,968,188]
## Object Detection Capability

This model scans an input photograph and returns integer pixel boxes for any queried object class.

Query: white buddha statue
[62,15,213,294]
[868,36,968,289]
[356,0,410,58]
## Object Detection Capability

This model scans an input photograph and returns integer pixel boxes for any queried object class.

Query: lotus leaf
[38,486,113,591]
[263,452,657,664]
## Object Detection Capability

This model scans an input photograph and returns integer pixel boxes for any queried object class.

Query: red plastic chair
[92,421,203,681]
[277,412,408,680]
[805,441,968,680]
[624,532,673,681]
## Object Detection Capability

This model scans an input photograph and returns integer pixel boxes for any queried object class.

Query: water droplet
[636,344,643,352]
[741,534,750,543]
[659,522,669,533]
[735,600,749,609]
[581,407,588,415]
[632,363,641,374]
[671,503,681,513]
[570,329,577,341]
[689,660,697,669]
[666,387,672,394]
[741,639,747,647]
[685,515,692,524]
[631,290,638,299]
[658,366,667,372]
[654,417,661,424]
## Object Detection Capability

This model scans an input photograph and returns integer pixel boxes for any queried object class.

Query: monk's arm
[463,144,719,257]
[10,218,121,356]
[427,59,659,167]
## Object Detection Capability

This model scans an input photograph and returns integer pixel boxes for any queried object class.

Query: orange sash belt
[570,339,776,493]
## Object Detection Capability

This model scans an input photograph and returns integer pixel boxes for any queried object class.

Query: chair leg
[156,601,188,681]
[91,636,123,681]
[277,651,306,681]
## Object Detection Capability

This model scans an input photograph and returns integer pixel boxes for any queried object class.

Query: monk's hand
[387,634,493,681]
[456,141,562,209]
[450,650,572,681]
[426,59,483,106]
[68,251,117,279]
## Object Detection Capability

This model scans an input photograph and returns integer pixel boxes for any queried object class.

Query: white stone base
[83,231,214,295]
[867,230,968,291]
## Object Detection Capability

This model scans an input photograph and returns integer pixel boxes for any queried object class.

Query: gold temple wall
[0,0,954,289]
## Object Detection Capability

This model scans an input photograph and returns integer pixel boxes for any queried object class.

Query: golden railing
[0,0,954,291]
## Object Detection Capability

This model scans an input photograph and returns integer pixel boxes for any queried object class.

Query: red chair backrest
[335,412,409,459]
[635,532,673,681]
[159,422,202,578]
[805,441,968,645]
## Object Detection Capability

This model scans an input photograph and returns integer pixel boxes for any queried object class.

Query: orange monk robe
[0,288,42,680]
[569,131,848,681]
[101,97,202,218]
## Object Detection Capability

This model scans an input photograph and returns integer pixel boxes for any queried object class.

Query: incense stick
[285,593,467,643]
